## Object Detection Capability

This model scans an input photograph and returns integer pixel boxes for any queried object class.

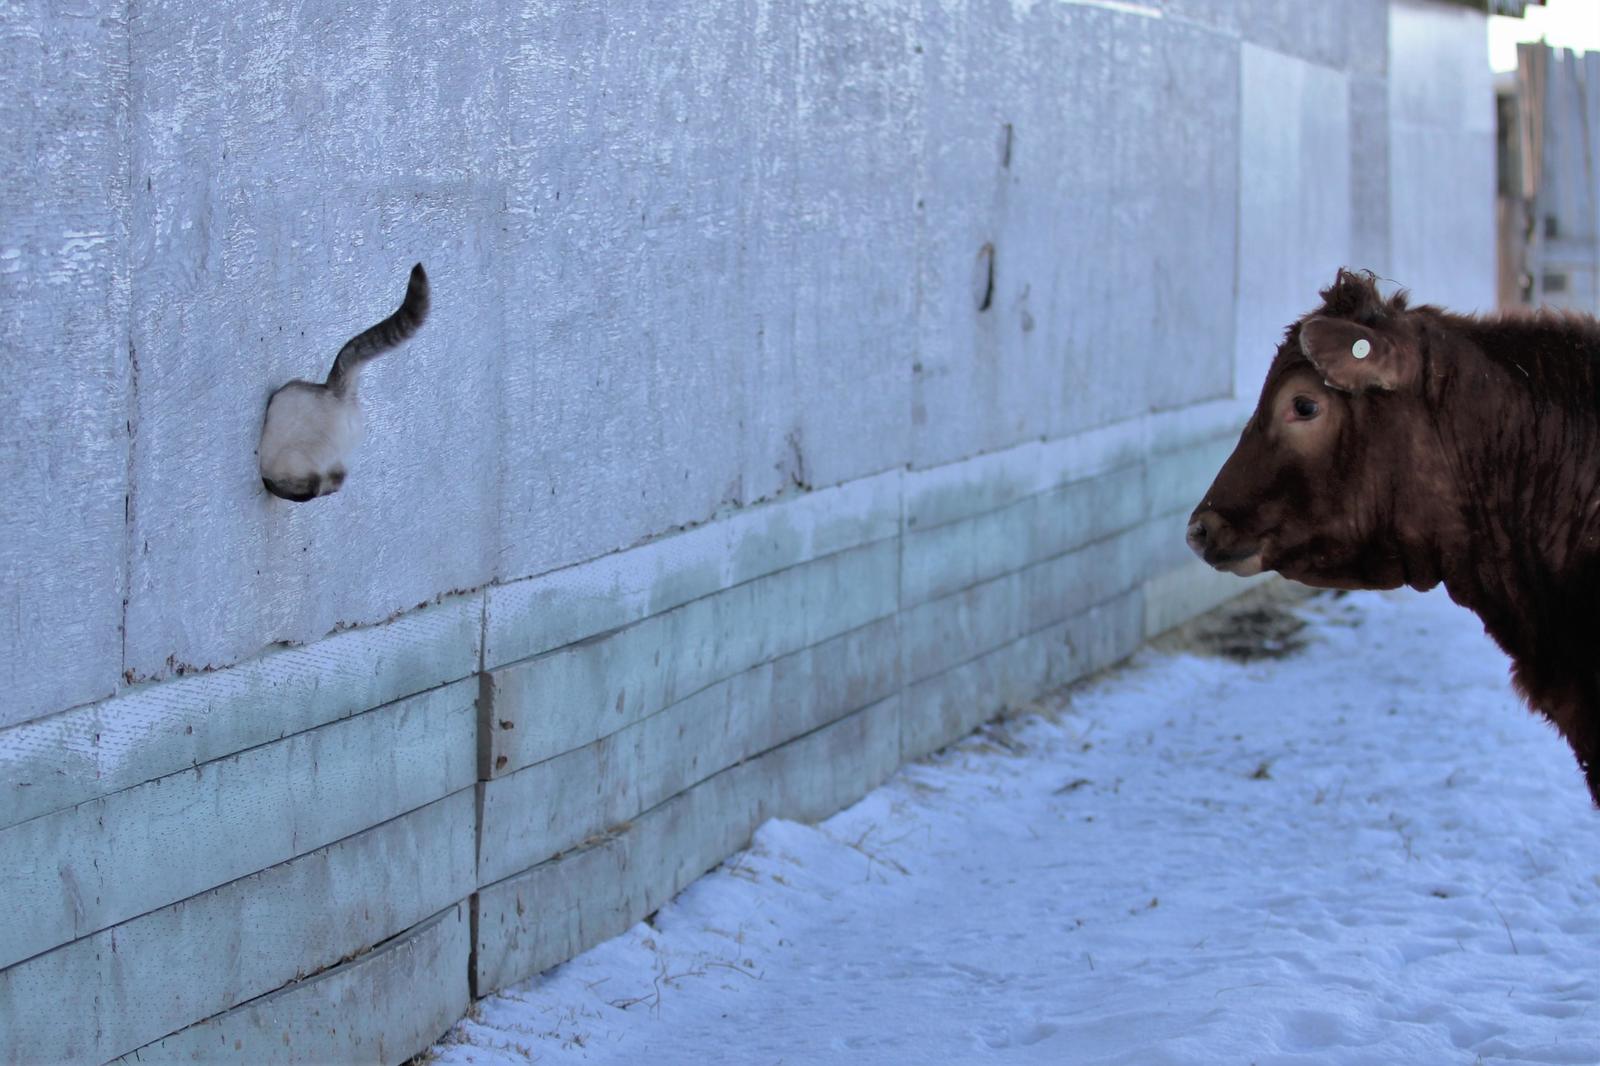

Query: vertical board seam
[119,0,138,697]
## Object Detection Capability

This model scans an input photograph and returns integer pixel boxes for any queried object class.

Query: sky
[1490,0,1600,72]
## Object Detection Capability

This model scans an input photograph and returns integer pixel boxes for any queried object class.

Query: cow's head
[1188,268,1446,591]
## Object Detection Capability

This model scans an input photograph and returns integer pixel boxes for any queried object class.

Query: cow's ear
[1298,315,1417,393]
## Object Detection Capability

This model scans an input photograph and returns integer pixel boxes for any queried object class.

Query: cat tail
[325,262,430,395]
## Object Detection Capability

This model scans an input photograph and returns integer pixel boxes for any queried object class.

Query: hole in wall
[974,242,995,313]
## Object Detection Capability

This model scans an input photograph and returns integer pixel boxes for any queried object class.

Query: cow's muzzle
[1186,510,1264,577]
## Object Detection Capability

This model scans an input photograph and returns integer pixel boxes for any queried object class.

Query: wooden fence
[1499,42,1600,310]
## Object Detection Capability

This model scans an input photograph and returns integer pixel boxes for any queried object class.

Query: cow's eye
[1291,396,1320,420]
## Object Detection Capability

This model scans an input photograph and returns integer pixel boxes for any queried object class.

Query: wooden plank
[901,590,1144,763]
[903,440,1054,533]
[902,524,1147,685]
[1143,506,1203,575]
[0,595,481,831]
[1013,462,1148,586]
[904,417,1144,532]
[901,400,1247,535]
[901,490,1036,610]
[478,616,900,885]
[482,539,898,777]
[0,679,476,972]
[902,561,1027,686]
[901,462,1145,607]
[473,696,901,995]
[484,470,900,670]
[1022,524,1152,632]
[115,903,471,1066]
[768,695,901,825]
[0,790,474,1063]
[1146,434,1234,519]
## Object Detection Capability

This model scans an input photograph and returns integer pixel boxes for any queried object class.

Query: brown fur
[1190,268,1600,805]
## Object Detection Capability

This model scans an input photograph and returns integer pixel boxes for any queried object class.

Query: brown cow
[1189,268,1600,805]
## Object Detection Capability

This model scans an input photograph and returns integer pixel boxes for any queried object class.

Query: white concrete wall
[2,0,1494,719]
[1236,43,1354,402]
[1389,0,1497,310]
[1,1,1498,1062]
[912,1,1240,465]
[1,4,131,729]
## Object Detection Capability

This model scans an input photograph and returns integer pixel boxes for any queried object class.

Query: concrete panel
[0,790,473,1063]
[912,3,1238,467]
[900,589,1144,762]
[770,695,901,825]
[0,596,479,831]
[1388,0,1490,133]
[902,565,1026,687]
[485,470,900,670]
[0,3,130,728]
[482,539,897,776]
[1236,44,1353,400]
[480,615,899,885]
[901,462,1146,607]
[1144,560,1273,638]
[1129,15,1241,415]
[491,3,917,584]
[1157,0,1239,37]
[1163,0,1385,75]
[1387,0,1495,312]
[1349,75,1393,277]
[473,695,901,994]
[1166,0,1381,69]
[1024,526,1153,632]
[0,679,475,971]
[474,780,741,998]
[903,416,1146,532]
[899,399,1245,538]
[741,1,920,493]
[1390,128,1497,313]
[1244,0,1347,69]
[1232,0,1383,73]
[1143,396,1253,456]
[122,1,509,680]
[1144,504,1209,577]
[902,494,1036,611]
[903,524,1148,684]
[1147,434,1237,519]
[492,4,757,582]
[116,903,471,1065]
[912,1,1104,465]
[1390,122,1497,311]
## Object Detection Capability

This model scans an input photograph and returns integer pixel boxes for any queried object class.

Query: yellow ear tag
[1351,339,1371,360]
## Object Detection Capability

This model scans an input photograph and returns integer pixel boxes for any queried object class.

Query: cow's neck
[1434,319,1600,714]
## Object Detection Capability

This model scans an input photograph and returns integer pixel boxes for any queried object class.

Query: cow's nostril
[1186,518,1209,551]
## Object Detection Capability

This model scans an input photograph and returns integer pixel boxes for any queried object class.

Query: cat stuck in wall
[258,263,430,502]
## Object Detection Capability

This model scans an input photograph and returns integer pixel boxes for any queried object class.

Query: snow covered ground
[431,588,1600,1065]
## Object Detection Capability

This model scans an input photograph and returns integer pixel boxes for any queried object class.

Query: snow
[433,588,1600,1065]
